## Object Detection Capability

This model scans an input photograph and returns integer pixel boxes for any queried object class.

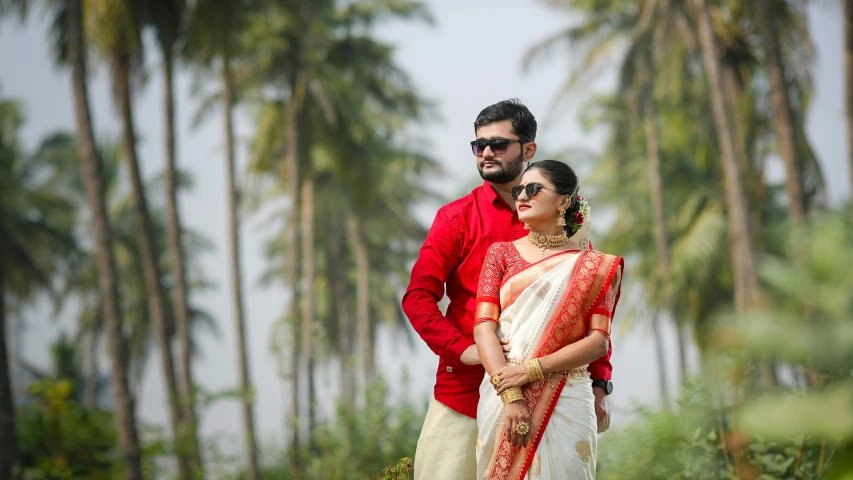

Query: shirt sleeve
[402,208,471,365]
[588,262,622,381]
[588,265,622,339]
[474,243,505,327]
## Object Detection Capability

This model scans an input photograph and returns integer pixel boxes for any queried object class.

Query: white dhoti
[414,397,478,480]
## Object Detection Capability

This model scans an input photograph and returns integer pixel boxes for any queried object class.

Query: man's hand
[460,338,511,365]
[593,387,610,433]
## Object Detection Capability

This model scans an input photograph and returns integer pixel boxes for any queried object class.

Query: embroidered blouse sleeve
[588,263,622,340]
[475,243,506,326]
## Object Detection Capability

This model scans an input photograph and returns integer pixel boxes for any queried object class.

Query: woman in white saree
[474,160,623,480]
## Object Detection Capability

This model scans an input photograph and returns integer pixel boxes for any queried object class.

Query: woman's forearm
[538,332,609,375]
[474,322,508,377]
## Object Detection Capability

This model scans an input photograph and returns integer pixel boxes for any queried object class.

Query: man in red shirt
[403,99,614,478]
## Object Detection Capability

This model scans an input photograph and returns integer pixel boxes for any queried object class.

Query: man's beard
[478,152,525,184]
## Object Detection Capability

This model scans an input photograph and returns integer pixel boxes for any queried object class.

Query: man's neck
[489,180,519,210]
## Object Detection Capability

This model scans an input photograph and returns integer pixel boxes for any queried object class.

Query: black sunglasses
[511,183,558,201]
[470,138,523,156]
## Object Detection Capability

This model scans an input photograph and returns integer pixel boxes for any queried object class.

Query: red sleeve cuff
[445,336,474,366]
[587,341,612,381]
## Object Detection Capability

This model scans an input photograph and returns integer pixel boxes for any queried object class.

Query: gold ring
[490,375,502,386]
[515,422,530,435]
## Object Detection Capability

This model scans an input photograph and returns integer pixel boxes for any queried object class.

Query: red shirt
[403,181,613,418]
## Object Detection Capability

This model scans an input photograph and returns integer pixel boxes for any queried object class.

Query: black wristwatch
[592,379,613,395]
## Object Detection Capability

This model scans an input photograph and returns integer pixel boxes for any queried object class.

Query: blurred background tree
[0,0,851,478]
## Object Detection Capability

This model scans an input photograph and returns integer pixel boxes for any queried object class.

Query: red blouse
[475,242,617,341]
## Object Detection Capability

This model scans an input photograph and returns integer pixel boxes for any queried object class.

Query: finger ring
[491,375,502,386]
[515,422,530,435]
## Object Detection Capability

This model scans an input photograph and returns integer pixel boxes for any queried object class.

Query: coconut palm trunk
[643,97,673,401]
[347,215,373,387]
[0,268,20,479]
[283,76,304,468]
[162,47,204,476]
[329,233,354,400]
[755,0,806,226]
[846,0,853,216]
[221,49,261,480]
[300,172,317,444]
[66,1,143,478]
[691,0,760,312]
[112,47,192,479]
[84,330,99,408]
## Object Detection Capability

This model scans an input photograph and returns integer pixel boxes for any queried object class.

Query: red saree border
[499,249,580,310]
[485,250,623,480]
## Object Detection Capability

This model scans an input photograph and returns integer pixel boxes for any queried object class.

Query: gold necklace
[527,230,569,255]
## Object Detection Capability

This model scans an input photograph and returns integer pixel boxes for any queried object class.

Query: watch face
[605,381,613,395]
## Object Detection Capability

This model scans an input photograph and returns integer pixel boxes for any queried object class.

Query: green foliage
[599,381,835,480]
[601,211,853,480]
[263,382,423,480]
[380,457,412,480]
[17,379,122,479]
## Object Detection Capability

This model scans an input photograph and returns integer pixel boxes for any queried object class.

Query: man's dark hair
[473,99,537,143]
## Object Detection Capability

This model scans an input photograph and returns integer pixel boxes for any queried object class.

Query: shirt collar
[482,181,513,210]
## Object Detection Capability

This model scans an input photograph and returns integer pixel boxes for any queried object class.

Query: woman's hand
[504,401,532,448]
[493,364,529,394]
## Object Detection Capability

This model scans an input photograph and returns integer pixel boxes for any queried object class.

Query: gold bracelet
[525,359,544,383]
[501,387,524,405]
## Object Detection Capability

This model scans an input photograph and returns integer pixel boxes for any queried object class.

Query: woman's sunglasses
[470,138,523,156]
[511,183,558,201]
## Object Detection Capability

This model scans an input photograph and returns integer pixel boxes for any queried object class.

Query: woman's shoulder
[486,241,516,253]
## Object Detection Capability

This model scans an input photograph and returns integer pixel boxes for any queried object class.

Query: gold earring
[557,206,567,227]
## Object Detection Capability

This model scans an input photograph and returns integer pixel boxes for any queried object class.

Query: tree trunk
[347,215,373,387]
[300,173,316,445]
[112,50,191,479]
[162,49,204,477]
[222,51,261,480]
[650,311,670,408]
[330,233,354,400]
[84,328,98,409]
[755,0,806,226]
[676,322,689,382]
[283,74,304,467]
[0,272,21,479]
[67,1,142,478]
[644,99,670,279]
[845,0,853,217]
[692,0,760,312]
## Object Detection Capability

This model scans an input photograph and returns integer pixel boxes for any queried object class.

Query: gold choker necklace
[527,230,569,255]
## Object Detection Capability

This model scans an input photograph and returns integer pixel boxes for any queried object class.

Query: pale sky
[1,0,848,470]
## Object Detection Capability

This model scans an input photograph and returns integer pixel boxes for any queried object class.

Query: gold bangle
[525,358,544,383]
[501,387,524,405]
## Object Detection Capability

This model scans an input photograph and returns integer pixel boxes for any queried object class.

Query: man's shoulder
[435,186,481,220]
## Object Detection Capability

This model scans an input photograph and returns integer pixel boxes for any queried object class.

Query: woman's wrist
[537,354,555,375]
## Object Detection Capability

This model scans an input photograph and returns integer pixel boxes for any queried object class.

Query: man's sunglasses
[470,138,523,156]
[511,183,558,201]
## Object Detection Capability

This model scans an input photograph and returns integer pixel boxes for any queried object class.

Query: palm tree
[754,0,806,227]
[185,0,260,477]
[64,2,144,476]
[846,0,853,215]
[83,0,190,475]
[0,100,79,479]
[147,0,204,473]
[243,2,432,454]
[690,0,760,313]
